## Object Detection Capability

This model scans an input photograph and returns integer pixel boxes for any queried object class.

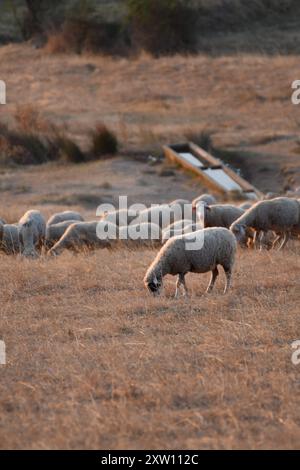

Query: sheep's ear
[202,202,210,211]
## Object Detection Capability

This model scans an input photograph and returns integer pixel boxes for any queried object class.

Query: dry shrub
[127,0,198,56]
[0,106,86,166]
[45,18,130,56]
[55,135,86,163]
[89,123,119,159]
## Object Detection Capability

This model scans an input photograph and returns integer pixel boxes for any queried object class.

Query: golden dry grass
[0,243,299,449]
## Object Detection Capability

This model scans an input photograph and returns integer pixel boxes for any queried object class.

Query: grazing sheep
[169,199,190,211]
[144,227,237,297]
[0,223,21,254]
[230,197,300,250]
[192,193,217,208]
[200,204,244,229]
[18,210,46,257]
[117,222,161,247]
[133,204,186,230]
[100,209,139,227]
[47,211,84,226]
[48,221,113,256]
[162,220,202,244]
[45,220,81,249]
[164,219,194,234]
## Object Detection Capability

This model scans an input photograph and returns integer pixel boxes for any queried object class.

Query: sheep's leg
[278,232,290,251]
[272,233,282,250]
[206,267,219,293]
[181,274,188,297]
[175,273,188,298]
[253,230,259,250]
[258,231,265,251]
[223,267,232,294]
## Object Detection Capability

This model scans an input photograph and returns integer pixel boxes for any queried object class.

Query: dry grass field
[1,2,300,450]
[0,244,299,449]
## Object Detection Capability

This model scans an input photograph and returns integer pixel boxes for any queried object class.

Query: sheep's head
[230,223,247,245]
[144,272,162,296]
[194,201,209,226]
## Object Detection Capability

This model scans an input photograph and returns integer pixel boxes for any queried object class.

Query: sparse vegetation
[0,245,299,449]
[126,0,198,56]
[0,107,119,166]
[89,123,119,158]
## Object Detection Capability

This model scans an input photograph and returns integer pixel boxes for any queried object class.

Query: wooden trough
[163,142,263,200]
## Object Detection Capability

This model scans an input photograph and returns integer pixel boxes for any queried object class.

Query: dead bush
[89,123,119,159]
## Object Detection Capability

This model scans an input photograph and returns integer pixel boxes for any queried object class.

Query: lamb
[144,227,237,297]
[48,221,113,256]
[0,223,22,254]
[117,222,161,247]
[200,204,244,229]
[18,210,46,257]
[45,220,81,249]
[192,193,217,208]
[230,197,300,250]
[47,211,84,226]
[133,204,186,230]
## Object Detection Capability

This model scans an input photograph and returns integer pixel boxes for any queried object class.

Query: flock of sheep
[0,192,299,297]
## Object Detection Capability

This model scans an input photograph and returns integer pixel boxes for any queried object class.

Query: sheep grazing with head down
[200,204,244,229]
[47,210,84,226]
[144,227,237,297]
[18,210,46,257]
[161,220,202,244]
[0,222,21,254]
[134,204,188,230]
[117,222,161,247]
[100,209,139,227]
[230,197,300,250]
[169,199,190,212]
[45,220,82,249]
[48,220,114,255]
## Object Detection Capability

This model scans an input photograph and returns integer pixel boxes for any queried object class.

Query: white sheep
[144,227,237,297]
[117,222,161,247]
[45,220,81,249]
[100,209,139,227]
[230,197,300,250]
[200,204,244,229]
[161,220,202,244]
[192,193,217,208]
[18,210,46,257]
[169,199,190,211]
[47,211,84,226]
[48,221,114,256]
[0,223,21,254]
[133,204,186,230]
